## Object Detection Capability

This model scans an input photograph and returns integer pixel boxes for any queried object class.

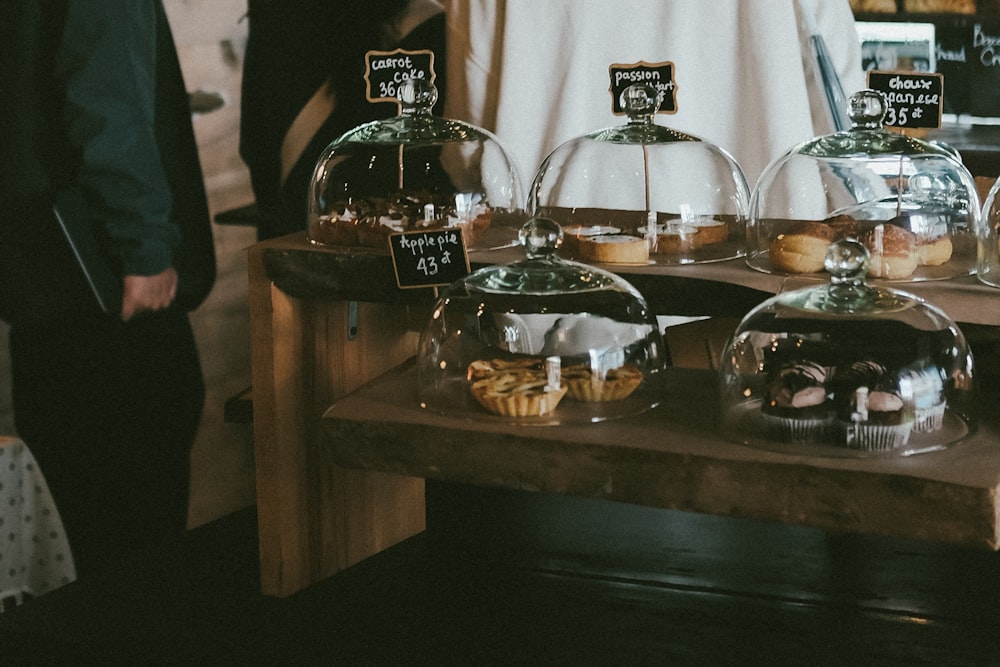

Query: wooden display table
[249,232,1000,596]
[323,363,1000,551]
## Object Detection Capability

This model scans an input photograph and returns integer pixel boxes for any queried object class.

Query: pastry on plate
[563,363,643,402]
[467,357,566,417]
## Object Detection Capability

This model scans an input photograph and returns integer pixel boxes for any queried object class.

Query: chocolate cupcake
[834,361,913,451]
[760,361,833,443]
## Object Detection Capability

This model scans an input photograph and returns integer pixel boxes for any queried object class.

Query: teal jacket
[0,0,215,324]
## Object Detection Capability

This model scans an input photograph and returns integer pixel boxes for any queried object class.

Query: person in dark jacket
[0,0,216,575]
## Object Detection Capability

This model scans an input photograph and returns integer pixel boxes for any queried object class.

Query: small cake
[578,234,649,264]
[681,216,729,246]
[900,366,947,433]
[308,205,361,246]
[357,210,409,248]
[760,361,833,443]
[842,386,914,451]
[833,361,913,451]
[467,357,567,417]
[315,192,493,249]
[832,360,886,392]
[439,200,494,247]
[653,224,702,254]
[768,221,837,273]
[863,223,918,279]
[560,225,621,257]
[563,364,643,402]
[468,204,494,234]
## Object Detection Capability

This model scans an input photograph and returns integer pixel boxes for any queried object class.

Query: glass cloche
[719,239,976,458]
[748,89,981,282]
[307,78,525,250]
[976,177,1000,288]
[416,217,666,425]
[528,84,750,266]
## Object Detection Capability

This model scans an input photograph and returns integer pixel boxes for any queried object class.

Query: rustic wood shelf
[323,362,1000,550]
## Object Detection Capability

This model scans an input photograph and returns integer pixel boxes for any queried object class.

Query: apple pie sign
[389,228,470,289]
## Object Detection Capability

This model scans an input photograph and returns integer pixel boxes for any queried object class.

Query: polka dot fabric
[0,437,76,611]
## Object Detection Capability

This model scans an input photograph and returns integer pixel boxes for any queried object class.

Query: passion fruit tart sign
[608,61,677,114]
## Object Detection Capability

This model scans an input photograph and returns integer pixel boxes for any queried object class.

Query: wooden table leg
[249,244,425,596]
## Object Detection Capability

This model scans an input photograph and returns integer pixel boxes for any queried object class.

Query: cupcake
[900,367,947,433]
[760,361,833,443]
[842,386,914,451]
[834,361,913,451]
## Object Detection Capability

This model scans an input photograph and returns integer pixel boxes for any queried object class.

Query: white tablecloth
[0,436,76,610]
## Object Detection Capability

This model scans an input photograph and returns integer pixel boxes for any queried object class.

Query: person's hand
[121,267,178,321]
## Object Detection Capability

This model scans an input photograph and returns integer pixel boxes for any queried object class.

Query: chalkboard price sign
[866,71,944,130]
[388,228,470,289]
[365,49,436,104]
[608,61,677,115]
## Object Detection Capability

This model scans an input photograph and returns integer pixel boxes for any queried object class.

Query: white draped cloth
[0,436,76,611]
[443,0,866,193]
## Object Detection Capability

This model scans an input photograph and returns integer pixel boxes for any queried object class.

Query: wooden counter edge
[319,369,1000,552]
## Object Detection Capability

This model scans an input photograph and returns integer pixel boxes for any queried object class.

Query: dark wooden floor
[2,481,999,665]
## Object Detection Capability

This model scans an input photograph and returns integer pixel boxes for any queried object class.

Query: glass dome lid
[307,78,525,250]
[417,217,666,425]
[528,84,750,266]
[976,177,1000,288]
[748,89,982,282]
[719,239,975,457]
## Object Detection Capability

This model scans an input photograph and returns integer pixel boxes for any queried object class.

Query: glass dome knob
[398,77,438,112]
[825,238,869,284]
[847,89,888,130]
[805,239,909,314]
[518,217,563,259]
[621,83,662,123]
